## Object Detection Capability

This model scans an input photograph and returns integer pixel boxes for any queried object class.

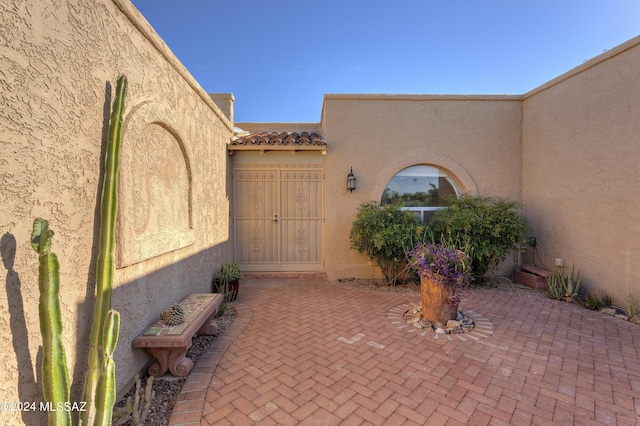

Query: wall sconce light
[347,167,356,192]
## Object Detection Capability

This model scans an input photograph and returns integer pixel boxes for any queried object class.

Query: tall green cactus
[33,75,127,426]
[80,74,127,426]
[31,218,72,426]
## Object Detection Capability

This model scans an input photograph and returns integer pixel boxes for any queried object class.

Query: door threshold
[241,272,327,280]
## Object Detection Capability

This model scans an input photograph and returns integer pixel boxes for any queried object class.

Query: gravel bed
[113,306,236,426]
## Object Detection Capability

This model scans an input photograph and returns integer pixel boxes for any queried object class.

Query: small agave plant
[546,265,581,302]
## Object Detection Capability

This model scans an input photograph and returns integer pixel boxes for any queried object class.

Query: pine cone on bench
[160,304,185,326]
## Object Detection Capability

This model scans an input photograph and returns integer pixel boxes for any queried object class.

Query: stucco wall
[0,1,232,423]
[320,95,523,280]
[522,36,640,302]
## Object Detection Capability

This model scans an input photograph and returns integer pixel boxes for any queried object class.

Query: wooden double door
[234,163,324,271]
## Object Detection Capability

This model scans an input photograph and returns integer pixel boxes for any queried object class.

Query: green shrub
[350,201,423,285]
[429,195,527,280]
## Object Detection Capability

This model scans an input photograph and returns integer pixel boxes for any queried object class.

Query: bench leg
[197,312,219,335]
[146,348,194,377]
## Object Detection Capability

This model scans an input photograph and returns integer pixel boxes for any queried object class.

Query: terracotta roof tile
[231,131,327,147]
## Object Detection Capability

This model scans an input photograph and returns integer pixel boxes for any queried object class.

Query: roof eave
[227,145,327,155]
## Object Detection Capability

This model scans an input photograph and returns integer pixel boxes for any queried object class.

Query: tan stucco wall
[209,93,235,123]
[4,0,640,421]
[522,35,640,302]
[0,1,232,423]
[320,95,523,280]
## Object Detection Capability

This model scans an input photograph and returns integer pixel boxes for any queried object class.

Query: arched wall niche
[370,151,478,202]
[117,101,195,268]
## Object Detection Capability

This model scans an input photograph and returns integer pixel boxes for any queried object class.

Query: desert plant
[429,195,527,281]
[602,293,615,307]
[623,293,640,318]
[112,375,154,426]
[79,74,127,426]
[585,293,604,310]
[215,262,241,283]
[33,75,127,426]
[546,272,564,300]
[32,75,128,426]
[214,262,241,304]
[562,266,581,301]
[31,219,72,425]
[350,201,424,285]
[546,266,581,302]
[216,299,229,317]
[213,277,230,316]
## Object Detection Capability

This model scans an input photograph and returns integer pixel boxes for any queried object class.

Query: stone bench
[133,293,223,377]
[513,263,553,290]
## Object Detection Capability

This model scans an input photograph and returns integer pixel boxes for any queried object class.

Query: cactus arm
[32,218,72,425]
[92,74,127,352]
[93,310,120,426]
[81,75,127,426]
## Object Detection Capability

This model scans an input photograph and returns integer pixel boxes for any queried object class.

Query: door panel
[234,168,278,265]
[234,164,323,271]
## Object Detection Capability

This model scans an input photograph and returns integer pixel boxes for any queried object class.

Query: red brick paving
[169,278,640,425]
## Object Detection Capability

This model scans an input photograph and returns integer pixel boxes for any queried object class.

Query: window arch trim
[369,151,478,202]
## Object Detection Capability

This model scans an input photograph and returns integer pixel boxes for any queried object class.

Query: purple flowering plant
[407,242,473,305]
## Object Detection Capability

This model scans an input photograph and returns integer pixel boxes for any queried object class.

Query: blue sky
[130,1,640,123]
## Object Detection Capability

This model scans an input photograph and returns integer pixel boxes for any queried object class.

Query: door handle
[273,213,279,223]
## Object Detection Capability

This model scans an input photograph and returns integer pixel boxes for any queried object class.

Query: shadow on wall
[2,232,40,425]
[81,242,229,402]
[3,231,228,425]
[72,75,230,414]
[1,78,231,424]
[0,81,115,425]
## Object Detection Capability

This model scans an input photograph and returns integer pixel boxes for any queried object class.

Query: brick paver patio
[169,278,640,425]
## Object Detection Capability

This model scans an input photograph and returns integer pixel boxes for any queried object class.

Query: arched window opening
[381,165,460,222]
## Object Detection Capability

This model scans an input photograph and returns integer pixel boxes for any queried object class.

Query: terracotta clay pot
[420,276,457,325]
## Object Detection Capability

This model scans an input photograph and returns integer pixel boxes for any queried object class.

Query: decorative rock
[418,319,433,329]
[600,307,616,315]
[403,307,474,334]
